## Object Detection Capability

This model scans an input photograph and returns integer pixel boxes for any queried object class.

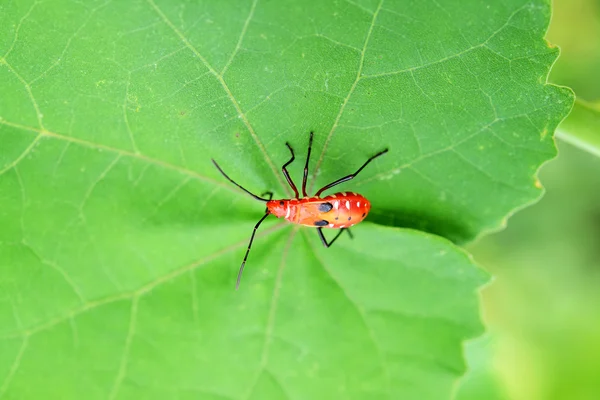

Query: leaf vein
[0,337,28,398]
[309,0,384,193]
[108,297,139,400]
[21,240,87,304]
[122,73,140,154]
[0,61,44,129]
[364,3,530,79]
[244,227,298,400]
[28,0,113,86]
[145,0,289,195]
[353,119,500,187]
[78,154,122,215]
[0,134,41,177]
[0,120,244,197]
[221,0,258,76]
[1,1,39,60]
[304,230,391,398]
[0,223,289,341]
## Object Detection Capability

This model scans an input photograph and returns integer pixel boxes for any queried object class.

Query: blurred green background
[467,0,600,399]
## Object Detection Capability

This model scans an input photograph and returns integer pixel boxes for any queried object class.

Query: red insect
[212,132,388,288]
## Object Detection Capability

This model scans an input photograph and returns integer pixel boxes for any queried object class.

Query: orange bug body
[212,132,387,288]
[267,192,370,228]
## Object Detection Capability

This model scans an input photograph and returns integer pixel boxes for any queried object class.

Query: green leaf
[0,0,571,399]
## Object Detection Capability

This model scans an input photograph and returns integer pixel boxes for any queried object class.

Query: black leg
[282,143,299,198]
[260,191,273,213]
[314,148,389,197]
[317,227,352,248]
[236,212,271,290]
[302,132,314,197]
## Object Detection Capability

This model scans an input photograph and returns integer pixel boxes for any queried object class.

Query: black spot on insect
[362,213,366,217]
[335,217,339,220]
[318,202,333,212]
[347,217,352,221]
[280,201,284,206]
[314,220,329,227]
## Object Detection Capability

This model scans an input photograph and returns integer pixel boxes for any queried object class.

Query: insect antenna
[237,212,271,289]
[212,159,271,202]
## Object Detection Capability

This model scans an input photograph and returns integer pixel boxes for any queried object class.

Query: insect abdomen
[296,192,371,228]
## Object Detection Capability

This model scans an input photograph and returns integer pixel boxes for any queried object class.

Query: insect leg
[260,191,273,213]
[237,212,271,290]
[302,131,314,197]
[314,148,389,197]
[282,143,300,198]
[317,227,348,248]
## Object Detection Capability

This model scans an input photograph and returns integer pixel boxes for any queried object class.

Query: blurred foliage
[467,1,600,398]
[546,0,600,101]
[469,141,600,400]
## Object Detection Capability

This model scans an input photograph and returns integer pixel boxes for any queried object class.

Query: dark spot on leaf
[318,202,333,212]
[314,220,329,227]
